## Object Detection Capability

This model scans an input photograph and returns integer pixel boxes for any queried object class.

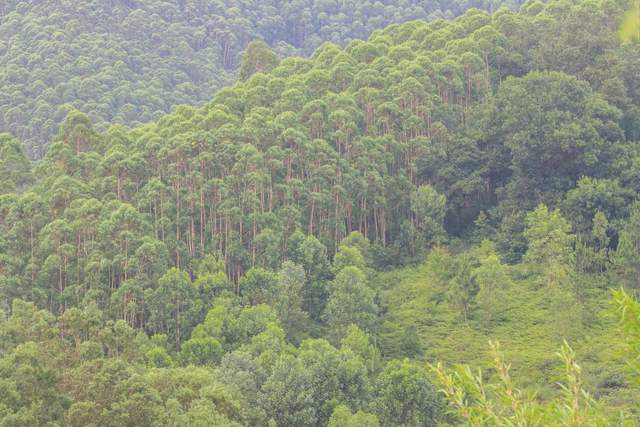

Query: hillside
[374,247,640,414]
[1,0,640,425]
[0,0,525,158]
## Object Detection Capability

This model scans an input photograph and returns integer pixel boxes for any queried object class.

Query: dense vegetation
[0,0,526,158]
[2,0,640,425]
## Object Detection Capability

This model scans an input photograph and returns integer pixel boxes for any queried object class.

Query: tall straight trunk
[30,223,35,281]
[123,236,128,281]
[334,192,340,252]
[308,199,315,235]
[200,187,206,254]
[175,160,181,268]
[176,298,181,351]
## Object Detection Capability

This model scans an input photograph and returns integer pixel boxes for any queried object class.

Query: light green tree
[324,266,378,341]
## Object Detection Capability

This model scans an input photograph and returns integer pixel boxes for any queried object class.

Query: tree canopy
[0,0,526,157]
[1,0,640,424]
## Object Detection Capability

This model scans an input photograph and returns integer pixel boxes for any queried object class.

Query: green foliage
[0,0,526,157]
[372,358,441,426]
[563,177,628,233]
[259,354,317,425]
[333,245,366,273]
[432,341,620,426]
[492,71,624,210]
[524,204,575,284]
[178,337,224,367]
[147,268,200,350]
[377,240,640,415]
[1,0,640,423]
[0,133,31,193]
[2,0,638,322]
[239,40,280,81]
[328,404,379,427]
[324,266,378,341]
[341,325,381,375]
[612,202,640,290]
[619,1,640,42]
[410,184,447,248]
[269,261,308,342]
[446,253,479,322]
[612,288,640,380]
[473,241,511,327]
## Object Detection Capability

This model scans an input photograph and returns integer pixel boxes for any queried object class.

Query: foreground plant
[431,340,630,426]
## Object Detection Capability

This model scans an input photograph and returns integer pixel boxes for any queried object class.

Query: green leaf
[619,4,640,42]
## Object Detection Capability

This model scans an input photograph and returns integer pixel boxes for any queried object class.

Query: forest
[1,0,640,425]
[0,0,525,158]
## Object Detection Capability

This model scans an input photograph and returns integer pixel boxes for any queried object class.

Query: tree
[259,355,317,426]
[269,261,308,342]
[340,325,380,375]
[0,133,31,193]
[178,337,224,367]
[147,268,200,350]
[145,345,173,368]
[240,267,278,305]
[524,204,575,286]
[324,266,378,341]
[473,241,511,327]
[298,338,371,425]
[193,268,231,314]
[563,177,627,234]
[57,111,99,155]
[328,405,379,427]
[239,40,280,81]
[291,235,331,320]
[410,184,447,249]
[524,204,580,338]
[189,299,280,355]
[492,71,624,209]
[446,253,479,322]
[0,342,67,426]
[333,244,366,273]
[613,288,640,379]
[613,202,640,289]
[575,211,611,274]
[372,359,441,427]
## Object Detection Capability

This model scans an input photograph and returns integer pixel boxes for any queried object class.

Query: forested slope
[1,0,640,425]
[0,0,525,158]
